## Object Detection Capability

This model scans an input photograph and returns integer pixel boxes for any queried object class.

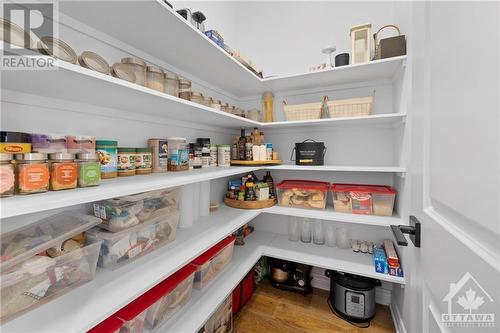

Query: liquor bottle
[245,178,256,201]
[238,128,246,160]
[263,171,275,198]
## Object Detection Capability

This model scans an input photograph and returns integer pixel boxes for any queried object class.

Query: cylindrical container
[199,181,210,217]
[179,183,195,228]
[117,148,136,177]
[201,145,210,168]
[96,140,118,179]
[193,144,202,169]
[211,99,222,110]
[148,138,169,173]
[272,151,279,161]
[259,144,267,161]
[121,57,147,86]
[300,218,312,243]
[178,79,192,100]
[245,142,253,161]
[262,91,275,122]
[209,144,217,167]
[217,145,230,167]
[1,131,31,153]
[167,137,189,171]
[0,153,15,197]
[145,66,165,92]
[163,72,179,97]
[135,147,152,175]
[247,109,261,122]
[325,224,336,247]
[288,216,300,242]
[335,53,350,67]
[15,153,49,194]
[188,143,195,169]
[203,95,212,107]
[221,103,230,113]
[266,143,273,160]
[252,144,259,161]
[31,134,67,153]
[312,219,325,245]
[190,92,204,105]
[76,152,101,188]
[66,135,95,153]
[49,152,77,191]
[336,227,351,249]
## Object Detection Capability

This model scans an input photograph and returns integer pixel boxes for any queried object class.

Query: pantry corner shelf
[266,165,406,173]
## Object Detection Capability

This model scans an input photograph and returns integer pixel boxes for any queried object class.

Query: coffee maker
[268,258,312,294]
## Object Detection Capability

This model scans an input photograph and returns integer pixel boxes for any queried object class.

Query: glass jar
[117,147,136,177]
[203,95,212,107]
[167,137,189,171]
[247,108,261,121]
[121,57,147,86]
[96,140,118,179]
[76,152,101,187]
[211,99,222,110]
[0,153,15,197]
[178,79,192,100]
[221,102,230,113]
[209,144,217,167]
[145,66,165,92]
[49,152,77,191]
[190,92,204,105]
[135,147,152,175]
[15,153,49,194]
[262,91,275,122]
[164,72,179,97]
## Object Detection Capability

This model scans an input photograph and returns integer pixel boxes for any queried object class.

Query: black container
[291,139,326,166]
[335,53,350,67]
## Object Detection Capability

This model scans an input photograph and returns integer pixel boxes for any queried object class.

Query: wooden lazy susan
[230,160,282,166]
[224,197,276,209]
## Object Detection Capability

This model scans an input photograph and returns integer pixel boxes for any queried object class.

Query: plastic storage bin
[0,213,102,323]
[191,236,236,289]
[276,180,329,210]
[86,211,180,269]
[200,295,232,333]
[92,187,180,232]
[331,183,396,216]
[115,265,196,332]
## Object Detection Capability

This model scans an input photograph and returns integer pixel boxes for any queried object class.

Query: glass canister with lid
[146,66,165,92]
[76,152,101,187]
[15,153,50,194]
[190,92,204,105]
[178,78,192,100]
[203,95,212,107]
[211,99,222,110]
[167,137,189,171]
[0,153,15,197]
[49,152,78,191]
[121,57,147,86]
[164,72,179,97]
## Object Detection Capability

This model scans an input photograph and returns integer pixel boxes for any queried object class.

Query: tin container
[96,140,118,179]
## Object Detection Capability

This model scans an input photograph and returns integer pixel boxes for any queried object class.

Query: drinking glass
[288,216,300,242]
[336,227,351,249]
[325,223,336,247]
[312,219,324,245]
[300,218,312,243]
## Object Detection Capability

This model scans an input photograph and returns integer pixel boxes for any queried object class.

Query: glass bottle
[263,171,275,198]
[262,91,275,122]
[238,129,246,160]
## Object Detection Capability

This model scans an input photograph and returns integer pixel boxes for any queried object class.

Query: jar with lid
[0,153,15,197]
[211,99,222,110]
[121,57,147,86]
[178,79,192,100]
[203,95,212,107]
[247,108,261,122]
[146,66,165,92]
[15,153,50,194]
[209,144,217,167]
[217,145,231,167]
[201,145,210,168]
[96,140,118,179]
[164,72,179,97]
[167,137,189,171]
[76,152,101,187]
[49,152,77,191]
[193,144,202,169]
[191,92,204,105]
[117,148,136,177]
[221,102,230,113]
[135,147,152,175]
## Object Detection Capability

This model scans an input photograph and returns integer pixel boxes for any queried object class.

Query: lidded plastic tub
[331,183,397,216]
[87,315,123,333]
[86,211,180,269]
[0,212,102,323]
[191,236,236,289]
[92,187,180,232]
[276,180,329,210]
[115,265,196,332]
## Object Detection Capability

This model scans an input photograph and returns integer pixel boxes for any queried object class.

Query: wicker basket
[282,96,326,121]
[327,96,373,118]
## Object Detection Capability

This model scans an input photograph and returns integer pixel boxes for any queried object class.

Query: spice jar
[15,153,49,194]
[49,152,77,191]
[76,152,101,187]
[0,153,15,197]
[164,72,179,97]
[178,79,192,100]
[193,144,202,169]
[117,147,136,177]
[135,147,152,175]
[167,137,189,171]
[217,145,231,167]
[121,57,147,86]
[209,144,217,167]
[146,66,165,92]
[190,92,204,105]
[96,140,118,179]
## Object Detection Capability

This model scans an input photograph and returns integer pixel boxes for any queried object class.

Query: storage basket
[282,96,327,121]
[327,96,373,118]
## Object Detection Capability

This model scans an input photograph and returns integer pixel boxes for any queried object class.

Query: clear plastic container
[163,72,179,97]
[91,187,180,233]
[331,183,396,216]
[190,92,204,105]
[178,79,192,100]
[86,211,180,269]
[276,180,329,210]
[115,265,196,332]
[191,236,236,289]
[121,57,147,86]
[146,66,165,92]
[202,295,232,333]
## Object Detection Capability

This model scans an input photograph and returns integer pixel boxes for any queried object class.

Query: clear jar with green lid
[164,72,179,97]
[146,66,165,92]
[15,153,49,194]
[76,152,101,187]
[49,152,77,191]
[191,92,204,105]
[96,140,118,179]
[135,147,152,175]
[121,57,147,86]
[117,147,136,177]
[178,78,192,100]
[0,153,15,197]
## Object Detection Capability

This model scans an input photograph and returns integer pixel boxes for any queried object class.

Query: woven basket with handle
[283,96,328,121]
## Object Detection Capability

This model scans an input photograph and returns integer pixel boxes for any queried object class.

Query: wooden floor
[234,281,395,333]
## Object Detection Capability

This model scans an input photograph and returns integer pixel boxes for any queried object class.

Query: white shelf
[267,164,406,173]
[0,166,259,219]
[261,113,406,128]
[0,206,260,333]
[263,206,402,227]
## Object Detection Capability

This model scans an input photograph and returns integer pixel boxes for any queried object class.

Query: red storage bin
[276,180,329,210]
[87,315,122,333]
[331,183,397,216]
[232,268,255,315]
[115,265,196,332]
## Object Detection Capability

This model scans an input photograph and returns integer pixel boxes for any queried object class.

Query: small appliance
[291,139,326,166]
[325,270,380,322]
[269,258,312,294]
